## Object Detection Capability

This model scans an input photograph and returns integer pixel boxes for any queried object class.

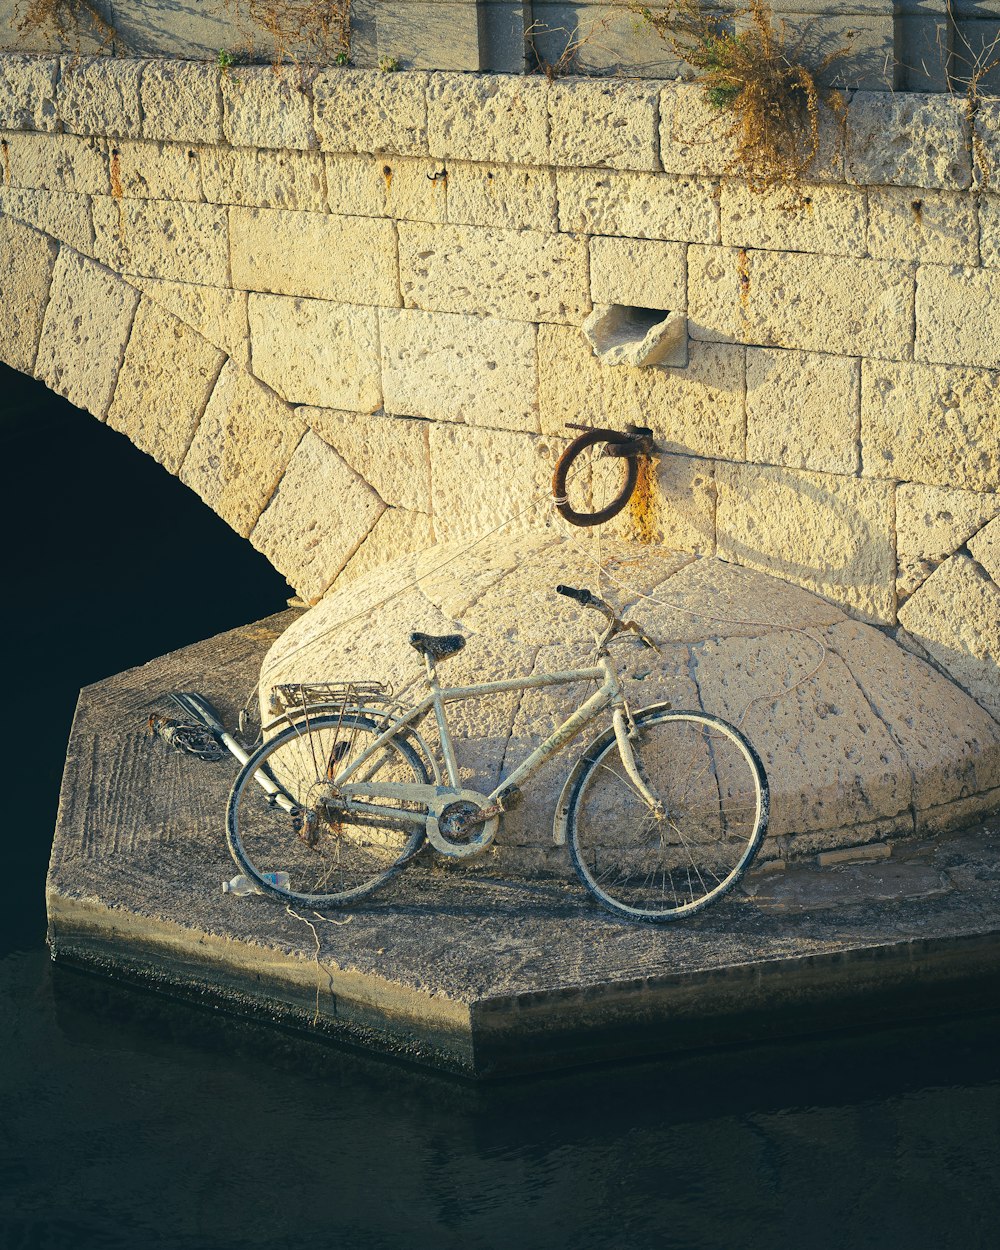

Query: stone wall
[0,53,998,718]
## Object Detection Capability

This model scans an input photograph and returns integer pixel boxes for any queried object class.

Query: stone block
[732,12,894,92]
[221,67,315,151]
[298,406,432,512]
[112,140,203,202]
[249,294,382,412]
[916,263,1000,368]
[325,153,448,221]
[660,83,846,182]
[250,428,385,602]
[589,236,685,309]
[556,168,720,243]
[398,221,589,323]
[582,304,687,368]
[862,360,1000,491]
[180,360,304,538]
[35,249,140,419]
[526,2,684,78]
[868,186,979,266]
[445,161,557,232]
[376,2,483,71]
[976,192,1000,265]
[846,92,972,189]
[716,462,896,623]
[106,299,224,474]
[480,1,530,75]
[128,275,250,363]
[0,55,59,132]
[968,515,1000,584]
[607,453,717,555]
[0,130,109,194]
[721,182,867,256]
[0,186,94,253]
[313,69,429,156]
[897,483,1000,571]
[0,215,58,374]
[746,348,860,475]
[688,246,915,361]
[380,307,538,431]
[58,56,144,140]
[91,196,229,286]
[428,423,553,544]
[336,507,436,589]
[201,146,326,212]
[973,98,1000,188]
[426,73,549,164]
[140,59,224,145]
[547,78,660,172]
[230,208,399,306]
[898,554,1000,720]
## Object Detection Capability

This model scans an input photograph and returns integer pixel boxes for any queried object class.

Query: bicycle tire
[565,707,769,922]
[552,428,639,527]
[226,713,430,907]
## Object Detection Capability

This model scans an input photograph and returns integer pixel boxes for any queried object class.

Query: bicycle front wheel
[226,713,429,907]
[566,709,769,922]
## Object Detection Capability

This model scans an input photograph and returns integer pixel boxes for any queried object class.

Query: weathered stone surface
[0,54,59,132]
[0,215,58,374]
[896,483,1000,573]
[426,73,549,164]
[35,249,140,419]
[846,92,971,189]
[916,264,1000,368]
[335,507,436,589]
[716,463,896,622]
[861,360,1000,491]
[200,146,326,211]
[548,78,660,172]
[428,424,554,544]
[977,192,1000,266]
[107,299,224,473]
[113,140,203,202]
[721,182,867,256]
[898,555,1000,721]
[380,307,538,430]
[313,69,429,156]
[968,515,1000,584]
[973,98,1000,189]
[298,405,432,512]
[325,152,448,221]
[140,59,224,145]
[58,57,144,140]
[868,187,978,266]
[445,161,557,232]
[689,246,915,360]
[250,429,385,601]
[180,361,305,537]
[248,294,382,412]
[607,453,717,554]
[0,130,109,194]
[746,348,860,475]
[128,275,249,362]
[221,67,315,151]
[582,304,687,369]
[398,222,589,323]
[538,324,744,459]
[556,168,719,244]
[589,236,686,309]
[230,208,399,306]
[376,2,483,71]
[0,185,94,253]
[91,195,229,285]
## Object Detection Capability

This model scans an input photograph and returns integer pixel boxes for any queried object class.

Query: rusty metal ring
[551,428,640,527]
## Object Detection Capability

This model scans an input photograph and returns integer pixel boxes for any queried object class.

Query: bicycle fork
[611,706,665,818]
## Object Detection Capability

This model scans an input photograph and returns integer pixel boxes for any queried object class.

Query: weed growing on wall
[636,0,847,188]
[16,0,119,51]
[526,17,612,79]
[223,0,351,66]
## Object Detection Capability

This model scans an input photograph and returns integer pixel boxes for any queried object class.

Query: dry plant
[16,0,120,51]
[223,0,351,67]
[946,4,1000,186]
[526,17,613,80]
[636,0,847,188]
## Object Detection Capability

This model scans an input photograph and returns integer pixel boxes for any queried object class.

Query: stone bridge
[2,51,999,863]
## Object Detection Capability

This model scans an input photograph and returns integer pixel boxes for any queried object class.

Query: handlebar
[555,585,659,652]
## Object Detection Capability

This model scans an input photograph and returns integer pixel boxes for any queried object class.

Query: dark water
[1,363,998,1250]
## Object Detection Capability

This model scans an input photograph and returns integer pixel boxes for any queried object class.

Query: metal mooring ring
[551,425,653,527]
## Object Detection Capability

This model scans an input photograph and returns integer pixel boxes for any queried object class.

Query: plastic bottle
[222,872,290,895]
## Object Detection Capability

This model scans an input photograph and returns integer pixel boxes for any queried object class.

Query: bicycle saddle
[409,631,466,661]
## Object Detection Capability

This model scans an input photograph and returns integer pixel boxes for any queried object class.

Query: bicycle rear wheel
[566,708,769,921]
[226,713,429,907]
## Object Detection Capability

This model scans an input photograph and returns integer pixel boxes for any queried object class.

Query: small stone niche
[582,304,688,368]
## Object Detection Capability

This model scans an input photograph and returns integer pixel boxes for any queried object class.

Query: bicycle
[224,585,770,923]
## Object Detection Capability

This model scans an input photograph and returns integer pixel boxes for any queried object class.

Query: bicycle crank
[426,788,500,859]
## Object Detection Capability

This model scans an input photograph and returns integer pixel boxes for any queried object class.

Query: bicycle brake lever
[621,620,660,652]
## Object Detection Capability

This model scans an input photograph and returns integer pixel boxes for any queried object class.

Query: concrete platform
[48,612,1000,1077]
